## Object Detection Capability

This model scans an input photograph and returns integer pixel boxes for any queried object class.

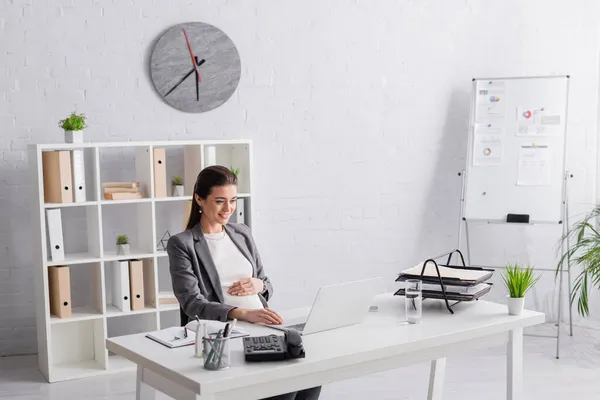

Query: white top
[204,230,264,310]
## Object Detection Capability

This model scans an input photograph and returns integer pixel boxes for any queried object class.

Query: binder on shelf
[234,198,245,224]
[153,147,167,198]
[48,266,72,318]
[70,149,86,202]
[204,145,217,167]
[394,249,494,314]
[45,209,65,262]
[111,261,131,312]
[42,150,73,203]
[128,259,145,311]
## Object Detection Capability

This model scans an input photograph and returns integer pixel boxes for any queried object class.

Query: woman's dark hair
[185,165,238,230]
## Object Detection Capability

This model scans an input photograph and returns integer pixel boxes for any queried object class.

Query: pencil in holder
[203,334,231,370]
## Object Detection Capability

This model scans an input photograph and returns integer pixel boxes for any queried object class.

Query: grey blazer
[166,222,274,322]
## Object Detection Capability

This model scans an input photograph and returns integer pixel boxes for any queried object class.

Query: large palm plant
[557,205,600,317]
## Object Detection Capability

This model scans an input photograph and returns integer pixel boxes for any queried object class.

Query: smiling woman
[149,21,242,113]
[166,165,322,399]
[168,165,282,325]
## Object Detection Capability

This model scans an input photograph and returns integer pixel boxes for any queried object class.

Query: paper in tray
[394,282,492,302]
[396,262,494,286]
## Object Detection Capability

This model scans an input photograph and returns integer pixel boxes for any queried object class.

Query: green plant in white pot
[502,263,540,315]
[59,111,87,143]
[171,175,184,197]
[116,234,130,256]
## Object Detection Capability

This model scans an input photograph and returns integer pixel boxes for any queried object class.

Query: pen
[223,322,231,338]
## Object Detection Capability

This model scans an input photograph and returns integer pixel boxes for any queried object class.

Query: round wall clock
[150,22,241,113]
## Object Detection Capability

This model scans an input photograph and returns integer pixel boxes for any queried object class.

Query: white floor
[0,323,598,400]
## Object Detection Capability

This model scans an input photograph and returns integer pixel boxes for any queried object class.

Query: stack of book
[395,261,494,302]
[103,182,143,200]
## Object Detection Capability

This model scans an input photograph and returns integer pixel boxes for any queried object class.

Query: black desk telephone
[244,329,305,362]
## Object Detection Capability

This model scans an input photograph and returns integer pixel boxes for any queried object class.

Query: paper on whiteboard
[475,124,503,136]
[517,144,551,186]
[475,81,506,123]
[473,133,503,166]
[517,107,561,136]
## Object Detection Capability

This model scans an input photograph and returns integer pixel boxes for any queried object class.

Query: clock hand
[163,58,205,98]
[195,56,199,101]
[183,28,202,83]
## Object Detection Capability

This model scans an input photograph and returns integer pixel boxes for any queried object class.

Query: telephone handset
[243,329,306,362]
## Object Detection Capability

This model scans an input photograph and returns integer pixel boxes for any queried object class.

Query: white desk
[106,293,545,400]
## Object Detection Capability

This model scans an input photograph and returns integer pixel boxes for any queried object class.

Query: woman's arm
[167,234,235,322]
[253,246,274,301]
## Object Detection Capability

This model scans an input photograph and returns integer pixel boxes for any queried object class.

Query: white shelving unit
[28,139,253,383]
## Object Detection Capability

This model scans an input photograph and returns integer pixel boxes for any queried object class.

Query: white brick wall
[1,0,600,358]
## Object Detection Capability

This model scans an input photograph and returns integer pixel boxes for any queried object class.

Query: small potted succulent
[502,262,540,315]
[171,175,184,197]
[229,167,239,177]
[116,234,130,256]
[58,111,87,143]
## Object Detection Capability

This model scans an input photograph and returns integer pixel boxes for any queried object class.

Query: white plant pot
[65,130,84,143]
[507,296,525,316]
[172,185,184,197]
[116,244,130,256]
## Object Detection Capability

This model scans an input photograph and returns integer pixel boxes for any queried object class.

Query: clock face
[150,22,241,113]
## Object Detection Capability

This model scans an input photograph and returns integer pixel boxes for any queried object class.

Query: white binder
[235,198,245,224]
[111,261,131,312]
[204,145,217,167]
[46,209,65,262]
[70,150,86,202]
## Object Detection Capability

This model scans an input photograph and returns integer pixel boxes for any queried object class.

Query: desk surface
[106,293,544,397]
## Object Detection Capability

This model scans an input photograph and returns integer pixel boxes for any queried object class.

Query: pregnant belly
[223,293,264,310]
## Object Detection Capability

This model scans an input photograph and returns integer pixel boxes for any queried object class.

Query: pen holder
[203,335,231,370]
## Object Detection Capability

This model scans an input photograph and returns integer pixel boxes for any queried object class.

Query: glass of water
[405,279,422,324]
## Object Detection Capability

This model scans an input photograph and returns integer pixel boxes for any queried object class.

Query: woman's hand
[228,307,284,325]
[228,277,264,296]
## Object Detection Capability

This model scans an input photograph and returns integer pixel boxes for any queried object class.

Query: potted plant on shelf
[502,262,540,315]
[556,205,600,317]
[171,175,184,197]
[116,234,130,256]
[229,167,239,177]
[58,111,87,143]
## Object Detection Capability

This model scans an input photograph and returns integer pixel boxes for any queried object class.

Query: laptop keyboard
[286,323,306,332]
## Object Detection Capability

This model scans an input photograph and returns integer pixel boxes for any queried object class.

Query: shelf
[105,304,157,318]
[44,201,99,209]
[102,250,155,262]
[50,306,103,324]
[154,196,193,202]
[46,253,102,267]
[100,198,152,205]
[159,303,180,312]
[32,139,253,382]
[50,359,107,382]
[49,319,106,382]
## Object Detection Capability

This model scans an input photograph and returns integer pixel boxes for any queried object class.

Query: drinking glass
[203,334,231,370]
[405,279,422,324]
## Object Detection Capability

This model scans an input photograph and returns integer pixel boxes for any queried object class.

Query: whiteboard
[463,76,569,223]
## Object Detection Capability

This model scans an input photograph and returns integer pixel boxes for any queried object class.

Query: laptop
[269,277,385,336]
